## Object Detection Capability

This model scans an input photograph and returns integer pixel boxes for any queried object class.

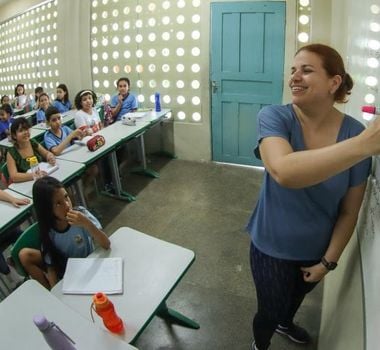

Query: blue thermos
[155,92,161,112]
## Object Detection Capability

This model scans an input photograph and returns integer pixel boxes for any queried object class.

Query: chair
[0,162,10,187]
[10,222,41,276]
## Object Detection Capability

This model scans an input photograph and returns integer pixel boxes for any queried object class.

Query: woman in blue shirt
[248,44,375,350]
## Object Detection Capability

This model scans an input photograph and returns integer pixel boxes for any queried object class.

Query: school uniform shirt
[43,206,102,267]
[0,119,11,140]
[36,108,47,123]
[110,93,138,121]
[247,104,372,261]
[44,125,74,151]
[74,109,101,133]
[53,99,72,113]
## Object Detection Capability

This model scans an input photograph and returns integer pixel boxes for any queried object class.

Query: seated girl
[44,106,83,156]
[53,84,72,113]
[7,117,56,183]
[74,89,102,136]
[36,93,52,124]
[18,176,110,289]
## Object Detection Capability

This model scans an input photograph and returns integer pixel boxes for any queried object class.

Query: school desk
[52,226,199,344]
[56,120,150,202]
[0,280,138,349]
[9,158,85,198]
[0,189,33,238]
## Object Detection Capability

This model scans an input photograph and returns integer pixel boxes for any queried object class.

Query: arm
[49,129,83,156]
[111,95,123,118]
[66,209,110,250]
[7,151,34,182]
[260,135,370,189]
[37,143,56,165]
[302,181,367,282]
[0,189,30,207]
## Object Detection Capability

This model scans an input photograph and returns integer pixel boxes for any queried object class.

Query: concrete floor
[91,157,322,350]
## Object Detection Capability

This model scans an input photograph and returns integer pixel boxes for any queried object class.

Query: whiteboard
[356,175,380,350]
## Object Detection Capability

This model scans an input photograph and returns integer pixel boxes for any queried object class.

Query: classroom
[0,0,379,349]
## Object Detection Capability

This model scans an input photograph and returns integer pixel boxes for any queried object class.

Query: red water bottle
[92,292,124,334]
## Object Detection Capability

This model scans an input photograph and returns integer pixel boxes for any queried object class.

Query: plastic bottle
[92,292,124,333]
[27,156,40,180]
[28,156,40,180]
[33,315,77,350]
[154,92,161,112]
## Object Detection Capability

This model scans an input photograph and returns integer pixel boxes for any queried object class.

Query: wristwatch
[321,256,338,271]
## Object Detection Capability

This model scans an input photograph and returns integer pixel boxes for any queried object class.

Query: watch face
[322,257,337,270]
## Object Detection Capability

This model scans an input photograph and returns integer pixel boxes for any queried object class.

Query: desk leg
[157,300,200,329]
[72,180,87,207]
[131,133,160,178]
[102,151,136,202]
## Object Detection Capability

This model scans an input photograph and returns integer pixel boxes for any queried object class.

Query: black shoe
[275,323,311,344]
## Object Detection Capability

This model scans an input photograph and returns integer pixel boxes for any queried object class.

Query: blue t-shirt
[44,206,101,266]
[36,108,47,123]
[110,93,138,121]
[0,119,10,140]
[247,104,372,261]
[44,125,74,151]
[53,99,72,113]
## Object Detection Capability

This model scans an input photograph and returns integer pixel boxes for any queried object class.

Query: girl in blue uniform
[18,176,110,289]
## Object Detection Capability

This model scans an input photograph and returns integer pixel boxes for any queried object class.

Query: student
[53,83,72,113]
[110,77,138,121]
[0,190,30,290]
[7,117,56,183]
[32,86,44,110]
[74,89,102,135]
[247,44,374,350]
[1,95,10,106]
[18,176,110,289]
[36,93,51,123]
[44,106,83,155]
[0,103,14,140]
[13,83,30,110]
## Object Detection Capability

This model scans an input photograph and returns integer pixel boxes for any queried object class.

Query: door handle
[211,80,218,93]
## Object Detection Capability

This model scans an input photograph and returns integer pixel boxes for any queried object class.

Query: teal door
[211,2,285,166]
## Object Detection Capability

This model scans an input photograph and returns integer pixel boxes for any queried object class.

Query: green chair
[0,162,9,186]
[10,222,41,276]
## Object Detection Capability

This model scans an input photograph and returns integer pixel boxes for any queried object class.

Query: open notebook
[27,162,59,175]
[62,257,123,294]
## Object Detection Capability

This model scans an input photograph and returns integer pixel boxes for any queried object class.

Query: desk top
[32,110,76,130]
[9,159,85,198]
[0,280,137,349]
[52,226,195,343]
[14,109,37,119]
[0,189,33,235]
[56,120,149,165]
[0,128,45,149]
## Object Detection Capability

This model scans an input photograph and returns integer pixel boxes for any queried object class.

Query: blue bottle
[33,315,77,350]
[155,92,161,112]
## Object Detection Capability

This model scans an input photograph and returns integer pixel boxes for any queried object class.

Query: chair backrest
[10,222,41,276]
[0,162,10,186]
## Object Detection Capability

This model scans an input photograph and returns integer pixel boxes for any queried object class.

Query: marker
[362,106,380,114]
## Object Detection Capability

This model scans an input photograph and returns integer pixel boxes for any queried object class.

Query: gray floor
[91,157,322,350]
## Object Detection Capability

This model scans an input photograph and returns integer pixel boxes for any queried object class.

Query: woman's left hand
[301,263,328,283]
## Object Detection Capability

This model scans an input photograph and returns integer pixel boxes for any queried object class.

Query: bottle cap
[28,156,38,166]
[33,315,50,331]
[93,292,108,306]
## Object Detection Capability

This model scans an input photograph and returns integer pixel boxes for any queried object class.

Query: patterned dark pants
[250,242,319,349]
